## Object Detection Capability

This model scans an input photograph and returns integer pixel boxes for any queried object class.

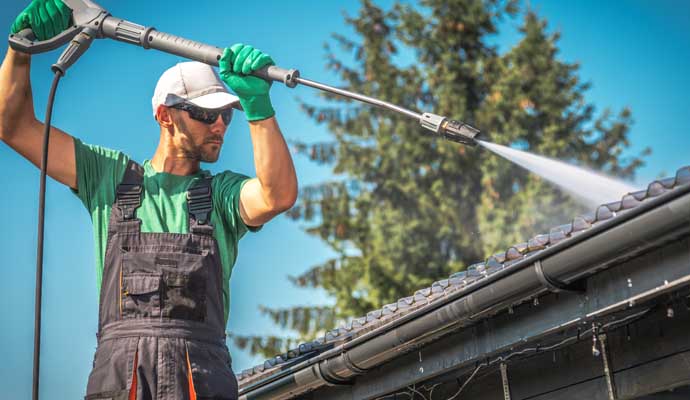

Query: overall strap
[187,176,215,236]
[111,160,145,230]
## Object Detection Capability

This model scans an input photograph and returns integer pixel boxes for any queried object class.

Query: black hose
[33,70,63,400]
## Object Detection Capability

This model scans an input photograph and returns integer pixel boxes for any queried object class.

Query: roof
[236,165,690,387]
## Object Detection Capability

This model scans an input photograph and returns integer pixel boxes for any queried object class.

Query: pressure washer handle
[8,0,107,55]
[9,26,82,54]
[101,16,300,87]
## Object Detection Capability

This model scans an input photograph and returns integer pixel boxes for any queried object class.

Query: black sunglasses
[171,102,234,125]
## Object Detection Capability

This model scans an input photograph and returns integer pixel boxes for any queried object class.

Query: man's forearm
[0,48,36,140]
[248,117,298,211]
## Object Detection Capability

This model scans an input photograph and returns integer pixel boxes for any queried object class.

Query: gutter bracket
[343,351,368,375]
[317,360,355,386]
[599,333,618,400]
[500,362,512,400]
[535,260,586,293]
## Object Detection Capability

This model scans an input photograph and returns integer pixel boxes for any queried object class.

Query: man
[1,0,297,398]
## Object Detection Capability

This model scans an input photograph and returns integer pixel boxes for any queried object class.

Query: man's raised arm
[240,117,298,226]
[0,0,77,190]
[219,43,298,226]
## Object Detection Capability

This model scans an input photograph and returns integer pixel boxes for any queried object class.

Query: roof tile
[595,205,615,221]
[658,177,676,188]
[432,279,450,290]
[580,212,597,224]
[528,234,550,251]
[646,181,668,197]
[490,252,507,264]
[449,270,468,287]
[337,327,351,337]
[505,246,523,260]
[677,167,690,185]
[604,201,623,212]
[621,193,642,209]
[630,189,647,201]
[366,309,383,322]
[397,296,415,309]
[548,228,567,244]
[466,263,483,278]
[382,303,398,315]
[571,216,592,233]
[485,256,503,271]
[325,329,340,341]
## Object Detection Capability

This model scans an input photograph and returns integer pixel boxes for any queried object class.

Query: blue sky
[1,0,688,398]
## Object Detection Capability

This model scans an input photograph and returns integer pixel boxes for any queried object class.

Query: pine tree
[231,0,648,358]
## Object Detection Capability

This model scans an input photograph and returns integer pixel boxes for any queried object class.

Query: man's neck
[150,146,201,176]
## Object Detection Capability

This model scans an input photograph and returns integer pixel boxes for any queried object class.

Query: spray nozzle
[442,118,481,146]
[420,112,480,146]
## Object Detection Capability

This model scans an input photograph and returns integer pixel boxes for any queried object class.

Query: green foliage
[234,0,648,358]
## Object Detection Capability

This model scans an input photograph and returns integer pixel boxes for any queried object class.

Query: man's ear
[156,105,175,131]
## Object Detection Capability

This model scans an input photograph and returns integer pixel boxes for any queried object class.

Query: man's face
[169,106,231,163]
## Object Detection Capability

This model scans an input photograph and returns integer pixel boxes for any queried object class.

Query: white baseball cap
[152,61,241,118]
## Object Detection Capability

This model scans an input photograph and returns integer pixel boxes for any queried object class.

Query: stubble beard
[199,144,221,163]
[173,112,222,163]
[181,140,222,163]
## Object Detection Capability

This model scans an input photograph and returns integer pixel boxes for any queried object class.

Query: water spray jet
[477,140,638,208]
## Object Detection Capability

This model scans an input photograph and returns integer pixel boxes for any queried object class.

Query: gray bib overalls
[85,161,238,400]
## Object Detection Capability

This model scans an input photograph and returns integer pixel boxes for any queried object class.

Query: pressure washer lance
[9,0,481,146]
[9,1,480,398]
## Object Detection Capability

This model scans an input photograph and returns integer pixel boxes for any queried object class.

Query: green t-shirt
[71,138,256,325]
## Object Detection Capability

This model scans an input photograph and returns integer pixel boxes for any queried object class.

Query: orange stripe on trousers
[129,350,138,400]
[186,349,197,400]
[127,347,197,399]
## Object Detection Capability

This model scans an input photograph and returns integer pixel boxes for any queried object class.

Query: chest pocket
[121,251,209,322]
[122,273,161,318]
[113,166,218,323]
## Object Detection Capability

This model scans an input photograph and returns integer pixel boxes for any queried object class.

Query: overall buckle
[116,183,142,220]
[187,184,212,225]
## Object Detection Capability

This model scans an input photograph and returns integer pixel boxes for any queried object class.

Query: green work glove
[10,0,72,42]
[219,43,275,122]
